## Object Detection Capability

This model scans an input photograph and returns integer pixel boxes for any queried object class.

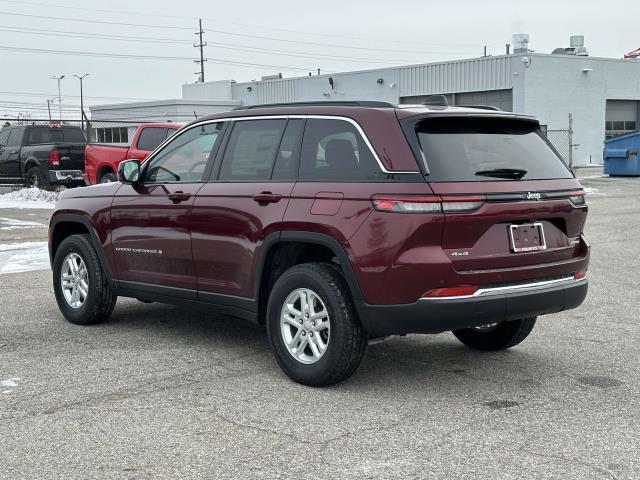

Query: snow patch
[0,217,46,230]
[0,187,59,209]
[583,187,605,195]
[0,241,50,274]
[0,378,20,388]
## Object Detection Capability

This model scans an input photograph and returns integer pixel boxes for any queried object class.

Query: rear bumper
[49,169,85,185]
[358,277,588,337]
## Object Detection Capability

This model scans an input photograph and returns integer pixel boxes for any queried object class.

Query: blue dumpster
[603,131,640,176]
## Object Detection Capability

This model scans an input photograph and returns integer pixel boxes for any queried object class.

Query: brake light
[48,124,62,129]
[574,270,587,280]
[371,195,485,213]
[421,285,479,298]
[49,149,60,166]
[569,190,586,206]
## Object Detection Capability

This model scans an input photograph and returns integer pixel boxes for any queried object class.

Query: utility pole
[74,74,89,133]
[51,75,65,121]
[46,98,54,122]
[194,19,206,82]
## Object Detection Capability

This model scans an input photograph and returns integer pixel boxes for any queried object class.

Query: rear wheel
[99,172,117,183]
[25,166,45,188]
[452,317,537,351]
[53,234,117,325]
[266,263,367,387]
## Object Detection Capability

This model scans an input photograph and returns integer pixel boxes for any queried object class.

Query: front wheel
[53,234,117,325]
[452,317,537,351]
[266,263,368,387]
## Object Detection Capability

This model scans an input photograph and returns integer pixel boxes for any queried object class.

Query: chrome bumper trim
[420,276,587,301]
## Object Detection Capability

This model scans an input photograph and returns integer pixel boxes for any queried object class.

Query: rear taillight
[569,190,586,206]
[421,285,479,298]
[49,149,60,166]
[371,195,485,214]
[574,270,587,280]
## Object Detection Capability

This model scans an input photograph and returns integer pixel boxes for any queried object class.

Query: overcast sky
[0,0,637,118]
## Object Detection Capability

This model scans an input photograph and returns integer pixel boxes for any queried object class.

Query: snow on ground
[0,188,59,209]
[0,242,50,274]
[0,217,46,230]
[583,187,605,195]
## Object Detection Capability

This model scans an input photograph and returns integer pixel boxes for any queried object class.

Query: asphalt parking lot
[1,172,639,479]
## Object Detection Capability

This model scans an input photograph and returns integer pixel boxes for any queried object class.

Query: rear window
[26,126,86,145]
[136,127,169,151]
[409,117,572,182]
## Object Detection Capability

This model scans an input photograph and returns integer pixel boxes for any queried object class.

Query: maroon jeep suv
[49,101,589,386]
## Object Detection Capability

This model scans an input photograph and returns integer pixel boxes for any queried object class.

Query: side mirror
[118,159,141,184]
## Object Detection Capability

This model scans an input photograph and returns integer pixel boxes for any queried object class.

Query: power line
[0,0,501,49]
[0,25,432,64]
[0,11,479,55]
[0,90,159,101]
[0,45,317,71]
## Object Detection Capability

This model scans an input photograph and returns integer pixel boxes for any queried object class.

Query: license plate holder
[509,222,546,252]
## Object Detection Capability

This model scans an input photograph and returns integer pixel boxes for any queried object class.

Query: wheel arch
[49,214,115,286]
[97,164,116,182]
[255,231,364,323]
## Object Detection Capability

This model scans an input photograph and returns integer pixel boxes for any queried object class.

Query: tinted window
[26,126,85,144]
[143,122,222,183]
[219,119,285,181]
[413,117,572,181]
[136,127,168,151]
[272,119,304,181]
[6,128,23,148]
[300,119,382,181]
[0,128,9,146]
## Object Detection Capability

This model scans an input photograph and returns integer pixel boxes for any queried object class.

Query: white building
[90,35,640,166]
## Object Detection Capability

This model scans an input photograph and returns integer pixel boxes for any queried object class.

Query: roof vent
[512,33,530,54]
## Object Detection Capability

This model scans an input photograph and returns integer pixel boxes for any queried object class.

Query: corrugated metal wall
[399,56,514,96]
[256,79,297,104]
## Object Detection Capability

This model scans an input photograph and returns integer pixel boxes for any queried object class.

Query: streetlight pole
[74,74,89,133]
[46,98,55,122]
[51,75,65,121]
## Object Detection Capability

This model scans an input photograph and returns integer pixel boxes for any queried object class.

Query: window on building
[94,127,128,144]
[605,120,638,139]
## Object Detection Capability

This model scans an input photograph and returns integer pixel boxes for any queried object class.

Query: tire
[266,263,368,387]
[52,234,117,325]
[99,172,117,183]
[452,317,537,351]
[25,166,45,189]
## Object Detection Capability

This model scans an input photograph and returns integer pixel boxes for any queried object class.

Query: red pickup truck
[84,123,181,184]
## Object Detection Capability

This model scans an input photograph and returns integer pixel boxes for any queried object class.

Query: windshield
[411,117,572,182]
[26,127,86,145]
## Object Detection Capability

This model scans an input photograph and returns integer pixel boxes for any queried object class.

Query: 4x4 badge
[526,192,542,200]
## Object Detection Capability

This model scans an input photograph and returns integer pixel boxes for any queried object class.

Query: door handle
[253,192,282,204]
[168,191,191,203]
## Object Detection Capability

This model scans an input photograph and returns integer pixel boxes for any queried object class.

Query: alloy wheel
[280,288,330,364]
[60,253,89,309]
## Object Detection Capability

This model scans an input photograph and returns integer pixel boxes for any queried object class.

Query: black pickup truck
[0,124,86,188]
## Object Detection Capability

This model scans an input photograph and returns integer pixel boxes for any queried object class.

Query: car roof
[186,102,537,127]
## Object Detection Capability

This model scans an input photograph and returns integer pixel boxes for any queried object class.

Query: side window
[136,127,168,151]
[299,119,381,181]
[272,119,305,181]
[6,128,23,149]
[218,119,286,181]
[0,128,9,146]
[142,122,222,183]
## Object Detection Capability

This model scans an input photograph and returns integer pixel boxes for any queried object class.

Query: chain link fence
[0,118,156,193]
[544,129,572,169]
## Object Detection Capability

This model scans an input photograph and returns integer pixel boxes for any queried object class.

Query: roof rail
[456,105,502,111]
[233,101,396,110]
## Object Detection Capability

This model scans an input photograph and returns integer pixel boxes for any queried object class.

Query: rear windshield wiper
[475,168,527,180]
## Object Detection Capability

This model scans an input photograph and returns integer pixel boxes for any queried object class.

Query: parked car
[48,101,590,386]
[84,122,181,184]
[0,124,86,187]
